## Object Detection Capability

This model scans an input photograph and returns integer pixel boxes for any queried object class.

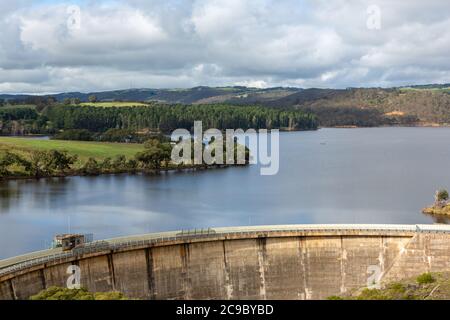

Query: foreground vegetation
[329,272,450,300]
[30,286,129,300]
[0,136,249,180]
[422,189,450,216]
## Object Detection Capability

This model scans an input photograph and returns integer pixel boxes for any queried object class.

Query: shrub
[416,273,435,284]
[81,157,101,176]
[437,189,449,202]
[356,288,390,300]
[30,286,128,300]
[387,282,406,293]
[53,129,93,141]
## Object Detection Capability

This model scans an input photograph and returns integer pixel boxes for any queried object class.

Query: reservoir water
[1,127,450,259]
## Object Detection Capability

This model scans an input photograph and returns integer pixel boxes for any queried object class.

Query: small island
[422,189,450,215]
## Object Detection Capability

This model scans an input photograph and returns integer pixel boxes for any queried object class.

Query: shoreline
[0,163,245,182]
[423,205,450,216]
[320,123,450,129]
[2,123,450,140]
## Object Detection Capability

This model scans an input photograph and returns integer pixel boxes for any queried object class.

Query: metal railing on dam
[3,224,450,300]
[2,224,450,278]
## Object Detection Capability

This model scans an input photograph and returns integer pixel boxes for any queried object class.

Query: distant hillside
[2,84,450,126]
[285,88,450,124]
[0,87,300,104]
[0,87,262,104]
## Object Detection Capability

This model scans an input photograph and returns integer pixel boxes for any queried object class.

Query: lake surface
[1,127,450,259]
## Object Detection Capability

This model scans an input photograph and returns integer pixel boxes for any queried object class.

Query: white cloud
[0,0,450,93]
[234,80,269,89]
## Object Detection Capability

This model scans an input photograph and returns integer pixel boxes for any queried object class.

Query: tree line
[0,103,317,136]
[53,128,170,144]
[44,104,318,133]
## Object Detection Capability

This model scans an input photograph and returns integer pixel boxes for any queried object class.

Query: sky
[0,0,450,94]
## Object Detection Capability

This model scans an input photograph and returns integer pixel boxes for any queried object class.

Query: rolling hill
[2,84,450,126]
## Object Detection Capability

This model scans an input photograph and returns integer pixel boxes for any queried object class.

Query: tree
[100,157,112,171]
[0,152,30,177]
[159,142,172,169]
[135,139,172,170]
[46,150,77,173]
[81,158,101,176]
[436,189,449,202]
[112,155,127,170]
[88,95,98,103]
[126,159,138,171]
[47,97,57,105]
[28,151,52,178]
[22,150,77,178]
[53,129,93,141]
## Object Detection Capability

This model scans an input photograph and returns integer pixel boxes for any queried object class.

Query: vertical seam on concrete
[181,243,191,300]
[77,259,87,290]
[39,269,46,291]
[222,240,233,300]
[298,237,308,300]
[107,253,116,291]
[9,279,17,300]
[256,238,267,300]
[424,234,431,272]
[145,248,156,299]
[339,236,346,294]
[379,237,386,278]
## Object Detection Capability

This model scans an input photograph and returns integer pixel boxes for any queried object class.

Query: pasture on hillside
[80,102,150,107]
[0,137,144,163]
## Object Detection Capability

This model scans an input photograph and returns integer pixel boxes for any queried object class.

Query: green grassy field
[0,137,144,162]
[399,87,450,93]
[80,102,149,107]
[0,104,37,109]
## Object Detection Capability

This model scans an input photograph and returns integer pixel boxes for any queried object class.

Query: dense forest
[44,104,318,133]
[0,103,317,136]
[0,106,52,135]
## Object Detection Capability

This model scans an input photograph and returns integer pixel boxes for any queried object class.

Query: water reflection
[0,182,21,212]
[425,213,450,224]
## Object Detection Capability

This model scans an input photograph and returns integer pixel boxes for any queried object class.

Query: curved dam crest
[2,224,450,300]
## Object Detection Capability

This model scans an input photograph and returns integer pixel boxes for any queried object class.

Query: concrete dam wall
[2,224,450,300]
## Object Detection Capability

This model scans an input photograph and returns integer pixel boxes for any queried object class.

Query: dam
[2,224,450,300]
